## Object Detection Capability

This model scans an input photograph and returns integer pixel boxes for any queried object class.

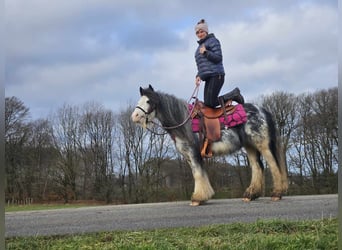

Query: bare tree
[311,88,338,175]
[79,102,116,203]
[5,97,31,201]
[115,106,146,203]
[301,88,337,192]
[115,105,176,203]
[261,91,299,152]
[51,104,82,203]
[26,119,56,200]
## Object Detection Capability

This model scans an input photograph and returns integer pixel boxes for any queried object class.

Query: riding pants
[204,74,225,108]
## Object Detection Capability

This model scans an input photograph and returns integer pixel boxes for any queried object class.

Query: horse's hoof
[190,200,201,206]
[242,198,251,202]
[190,200,207,206]
[271,192,282,201]
[243,191,260,201]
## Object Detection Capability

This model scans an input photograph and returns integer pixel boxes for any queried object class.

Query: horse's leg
[260,148,284,201]
[243,147,264,202]
[174,137,215,206]
[278,148,289,197]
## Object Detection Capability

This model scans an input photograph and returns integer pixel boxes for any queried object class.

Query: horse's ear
[139,87,144,96]
[148,84,154,92]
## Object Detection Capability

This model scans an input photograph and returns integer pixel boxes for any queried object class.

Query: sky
[5,0,338,120]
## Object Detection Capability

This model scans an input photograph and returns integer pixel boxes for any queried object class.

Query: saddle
[191,100,236,158]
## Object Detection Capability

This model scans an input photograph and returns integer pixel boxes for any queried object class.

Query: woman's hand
[199,45,207,54]
[195,76,201,86]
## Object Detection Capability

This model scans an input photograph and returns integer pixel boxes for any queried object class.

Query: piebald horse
[131,85,288,206]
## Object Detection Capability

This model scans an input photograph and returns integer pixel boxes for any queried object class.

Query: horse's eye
[146,100,150,104]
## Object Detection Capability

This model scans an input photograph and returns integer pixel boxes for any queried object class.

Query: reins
[146,86,199,135]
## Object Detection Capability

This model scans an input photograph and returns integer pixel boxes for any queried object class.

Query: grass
[5,218,337,250]
[5,204,96,212]
[5,201,107,212]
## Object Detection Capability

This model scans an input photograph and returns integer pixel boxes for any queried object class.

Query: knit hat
[195,19,209,33]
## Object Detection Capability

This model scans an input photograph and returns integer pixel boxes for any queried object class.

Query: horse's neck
[156,95,194,141]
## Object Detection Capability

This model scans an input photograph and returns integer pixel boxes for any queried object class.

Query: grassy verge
[5,204,96,212]
[5,201,108,212]
[6,218,337,250]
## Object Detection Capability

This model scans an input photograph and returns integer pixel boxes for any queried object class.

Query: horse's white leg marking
[261,149,283,196]
[174,137,214,205]
[275,145,289,193]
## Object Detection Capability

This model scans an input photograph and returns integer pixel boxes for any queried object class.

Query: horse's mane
[142,87,197,144]
[147,90,188,125]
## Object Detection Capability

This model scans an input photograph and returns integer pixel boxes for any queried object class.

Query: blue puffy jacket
[195,33,225,80]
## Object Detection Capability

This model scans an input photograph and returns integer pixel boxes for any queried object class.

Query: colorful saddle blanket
[189,103,247,133]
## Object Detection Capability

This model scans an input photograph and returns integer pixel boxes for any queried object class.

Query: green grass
[6,218,337,250]
[5,204,96,212]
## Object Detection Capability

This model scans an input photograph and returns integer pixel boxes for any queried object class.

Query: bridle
[134,105,153,116]
[135,86,199,135]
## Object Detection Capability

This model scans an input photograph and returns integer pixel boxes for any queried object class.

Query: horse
[131,85,288,206]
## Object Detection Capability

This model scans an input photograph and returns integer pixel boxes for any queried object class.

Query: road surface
[5,194,337,237]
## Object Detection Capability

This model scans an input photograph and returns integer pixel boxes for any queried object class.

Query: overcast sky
[5,0,338,120]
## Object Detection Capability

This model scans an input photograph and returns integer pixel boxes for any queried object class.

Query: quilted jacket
[195,33,225,80]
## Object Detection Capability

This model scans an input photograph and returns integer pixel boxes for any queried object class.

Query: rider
[194,19,244,107]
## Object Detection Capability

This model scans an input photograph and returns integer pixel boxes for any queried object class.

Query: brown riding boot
[218,88,244,104]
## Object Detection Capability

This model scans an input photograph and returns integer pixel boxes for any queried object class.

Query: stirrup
[201,138,213,158]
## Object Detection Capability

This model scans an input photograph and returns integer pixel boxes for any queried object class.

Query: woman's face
[196,29,207,40]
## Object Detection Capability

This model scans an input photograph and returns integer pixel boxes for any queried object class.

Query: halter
[135,105,153,115]
[137,86,199,135]
[135,100,156,132]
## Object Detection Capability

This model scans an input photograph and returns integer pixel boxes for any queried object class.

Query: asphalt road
[5,194,337,237]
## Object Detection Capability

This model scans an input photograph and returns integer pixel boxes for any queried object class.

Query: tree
[115,105,176,203]
[298,88,338,192]
[115,106,146,203]
[79,102,116,203]
[261,91,299,152]
[5,97,31,201]
[51,104,82,203]
[26,119,56,200]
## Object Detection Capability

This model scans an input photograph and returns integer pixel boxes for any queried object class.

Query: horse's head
[131,84,160,128]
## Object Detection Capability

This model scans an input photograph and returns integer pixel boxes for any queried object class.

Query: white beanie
[195,19,209,33]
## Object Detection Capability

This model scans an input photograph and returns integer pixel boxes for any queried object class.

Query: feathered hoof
[242,191,260,202]
[190,200,206,206]
[271,192,283,201]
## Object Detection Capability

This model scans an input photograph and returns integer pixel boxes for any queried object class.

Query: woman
[194,19,244,107]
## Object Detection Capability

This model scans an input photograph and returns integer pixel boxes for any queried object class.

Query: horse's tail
[264,109,288,192]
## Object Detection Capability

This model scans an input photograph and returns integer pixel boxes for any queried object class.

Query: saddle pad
[189,104,247,133]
